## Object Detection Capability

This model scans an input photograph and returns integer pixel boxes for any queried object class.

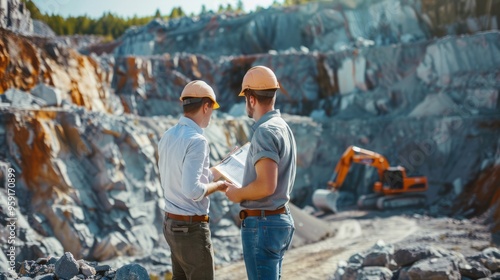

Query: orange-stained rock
[10,114,58,190]
[0,28,118,113]
[0,29,40,93]
[457,165,500,233]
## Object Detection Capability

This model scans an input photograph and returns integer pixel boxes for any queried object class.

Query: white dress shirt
[158,116,214,215]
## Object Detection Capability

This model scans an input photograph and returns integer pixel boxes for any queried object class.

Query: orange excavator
[312,145,428,213]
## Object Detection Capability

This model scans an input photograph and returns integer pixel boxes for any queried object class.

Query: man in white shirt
[158,80,229,280]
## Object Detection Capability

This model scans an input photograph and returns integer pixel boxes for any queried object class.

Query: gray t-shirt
[241,109,297,210]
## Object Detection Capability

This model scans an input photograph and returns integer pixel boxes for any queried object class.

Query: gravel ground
[214,209,494,280]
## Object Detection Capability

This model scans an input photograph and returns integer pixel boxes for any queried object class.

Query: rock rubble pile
[334,241,500,280]
[0,251,149,280]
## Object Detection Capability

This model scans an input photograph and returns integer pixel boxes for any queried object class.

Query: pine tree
[236,0,244,12]
[154,8,161,19]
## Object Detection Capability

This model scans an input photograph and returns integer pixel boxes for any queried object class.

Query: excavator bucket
[312,189,340,213]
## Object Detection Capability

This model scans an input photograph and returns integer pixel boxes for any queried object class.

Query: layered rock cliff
[0,0,499,277]
[0,28,120,113]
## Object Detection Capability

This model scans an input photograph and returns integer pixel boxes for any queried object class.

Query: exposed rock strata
[0,28,120,113]
[0,0,499,277]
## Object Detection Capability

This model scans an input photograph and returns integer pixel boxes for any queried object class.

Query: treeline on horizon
[24,0,317,40]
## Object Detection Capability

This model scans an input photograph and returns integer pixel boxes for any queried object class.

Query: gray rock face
[408,257,462,280]
[4,88,45,108]
[394,245,443,267]
[0,103,498,274]
[357,266,393,280]
[32,19,55,37]
[54,252,79,280]
[114,1,430,58]
[31,84,63,107]
[363,248,394,268]
[114,263,149,280]
[460,260,492,279]
[0,0,499,278]
[107,31,500,119]
[0,0,33,34]
[33,274,55,280]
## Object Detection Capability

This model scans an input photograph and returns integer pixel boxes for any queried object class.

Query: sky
[31,0,281,18]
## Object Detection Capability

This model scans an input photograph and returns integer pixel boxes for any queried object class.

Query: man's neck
[253,106,274,122]
[185,112,204,128]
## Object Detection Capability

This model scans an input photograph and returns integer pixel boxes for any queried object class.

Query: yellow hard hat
[180,80,220,109]
[238,66,280,97]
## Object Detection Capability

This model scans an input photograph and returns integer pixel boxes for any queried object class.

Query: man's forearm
[205,180,226,197]
[238,181,275,201]
[210,167,223,181]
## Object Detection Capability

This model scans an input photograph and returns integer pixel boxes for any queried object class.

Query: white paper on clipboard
[214,142,250,188]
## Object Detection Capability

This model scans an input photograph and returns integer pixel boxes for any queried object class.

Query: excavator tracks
[376,194,427,210]
[357,193,382,209]
[357,193,427,210]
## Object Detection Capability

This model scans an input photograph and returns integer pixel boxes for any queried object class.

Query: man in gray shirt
[225,66,297,280]
[158,80,229,280]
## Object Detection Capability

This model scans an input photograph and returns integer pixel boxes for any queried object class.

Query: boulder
[54,252,79,280]
[114,263,149,280]
[31,84,63,107]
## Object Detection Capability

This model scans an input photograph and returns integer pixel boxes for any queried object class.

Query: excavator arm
[327,146,390,190]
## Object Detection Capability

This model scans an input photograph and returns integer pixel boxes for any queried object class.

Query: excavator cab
[380,167,428,194]
[313,146,429,213]
[382,167,404,190]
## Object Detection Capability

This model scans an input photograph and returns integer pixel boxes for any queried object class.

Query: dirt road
[215,210,492,279]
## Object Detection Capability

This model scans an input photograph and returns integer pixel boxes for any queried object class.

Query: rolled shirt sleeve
[252,128,280,166]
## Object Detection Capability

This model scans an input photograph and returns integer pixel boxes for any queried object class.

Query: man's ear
[249,95,256,106]
[203,102,210,113]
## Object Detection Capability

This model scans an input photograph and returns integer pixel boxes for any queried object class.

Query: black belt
[239,207,287,220]
[166,212,209,223]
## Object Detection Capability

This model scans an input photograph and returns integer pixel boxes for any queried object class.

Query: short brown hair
[244,89,275,106]
[183,97,214,114]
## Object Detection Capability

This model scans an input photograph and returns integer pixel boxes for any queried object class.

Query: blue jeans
[241,213,295,280]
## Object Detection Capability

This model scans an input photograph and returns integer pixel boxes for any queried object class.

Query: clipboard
[213,142,250,188]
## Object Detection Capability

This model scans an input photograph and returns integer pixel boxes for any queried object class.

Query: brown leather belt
[166,212,209,223]
[239,207,287,220]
